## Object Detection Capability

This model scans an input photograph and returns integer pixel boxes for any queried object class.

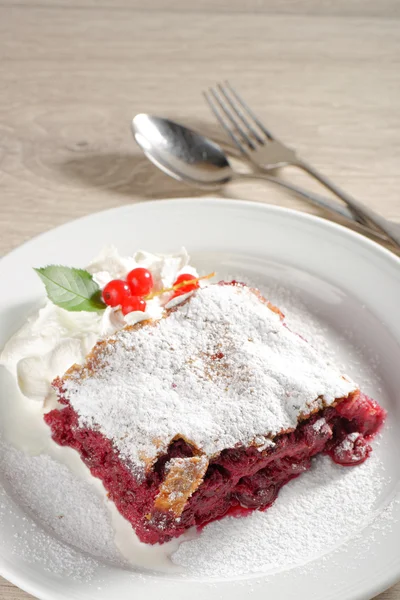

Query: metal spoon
[131,114,389,243]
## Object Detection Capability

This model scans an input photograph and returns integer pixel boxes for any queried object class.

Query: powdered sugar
[313,418,327,433]
[0,443,104,580]
[338,432,361,450]
[63,284,356,470]
[333,432,367,463]
[0,442,121,563]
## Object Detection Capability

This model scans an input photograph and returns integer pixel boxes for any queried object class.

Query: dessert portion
[45,282,386,545]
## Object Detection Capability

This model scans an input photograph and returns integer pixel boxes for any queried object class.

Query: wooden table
[0,0,399,598]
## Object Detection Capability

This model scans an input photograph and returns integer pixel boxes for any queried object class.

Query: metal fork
[204,81,400,250]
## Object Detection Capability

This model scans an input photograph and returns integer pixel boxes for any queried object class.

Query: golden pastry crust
[153,455,209,516]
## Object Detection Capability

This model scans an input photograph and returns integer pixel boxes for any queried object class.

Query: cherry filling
[44,390,385,545]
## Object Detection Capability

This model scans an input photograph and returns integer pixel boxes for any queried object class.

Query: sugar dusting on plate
[0,467,100,581]
[0,443,121,563]
[0,440,120,581]
[172,454,383,576]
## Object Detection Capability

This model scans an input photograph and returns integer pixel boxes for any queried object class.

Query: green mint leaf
[34,265,106,312]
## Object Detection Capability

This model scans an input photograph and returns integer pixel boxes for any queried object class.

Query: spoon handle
[298,160,400,249]
[235,172,393,245]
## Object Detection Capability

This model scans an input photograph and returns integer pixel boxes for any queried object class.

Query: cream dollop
[0,247,198,405]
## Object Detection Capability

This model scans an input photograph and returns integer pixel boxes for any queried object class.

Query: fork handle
[298,160,400,249]
[235,172,393,243]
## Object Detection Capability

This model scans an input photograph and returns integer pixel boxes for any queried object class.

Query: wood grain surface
[0,1,399,598]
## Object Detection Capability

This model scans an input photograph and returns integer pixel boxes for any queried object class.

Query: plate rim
[1,197,400,268]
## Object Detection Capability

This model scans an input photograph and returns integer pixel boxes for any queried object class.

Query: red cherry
[126,268,154,297]
[102,279,131,307]
[121,296,147,315]
[173,273,199,294]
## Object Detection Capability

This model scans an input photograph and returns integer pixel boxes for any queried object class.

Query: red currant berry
[102,279,131,307]
[121,296,147,315]
[173,273,199,294]
[126,268,153,297]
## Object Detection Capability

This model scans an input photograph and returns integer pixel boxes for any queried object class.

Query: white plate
[1,198,400,600]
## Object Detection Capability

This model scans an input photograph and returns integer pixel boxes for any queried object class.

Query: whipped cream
[0,247,198,406]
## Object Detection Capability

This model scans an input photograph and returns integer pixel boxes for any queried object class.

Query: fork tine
[225,80,275,141]
[203,90,248,156]
[207,86,256,151]
[217,82,265,145]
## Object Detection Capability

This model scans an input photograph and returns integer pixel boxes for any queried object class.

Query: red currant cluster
[102,268,199,316]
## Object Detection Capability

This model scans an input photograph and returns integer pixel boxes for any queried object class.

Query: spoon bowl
[132,114,232,187]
